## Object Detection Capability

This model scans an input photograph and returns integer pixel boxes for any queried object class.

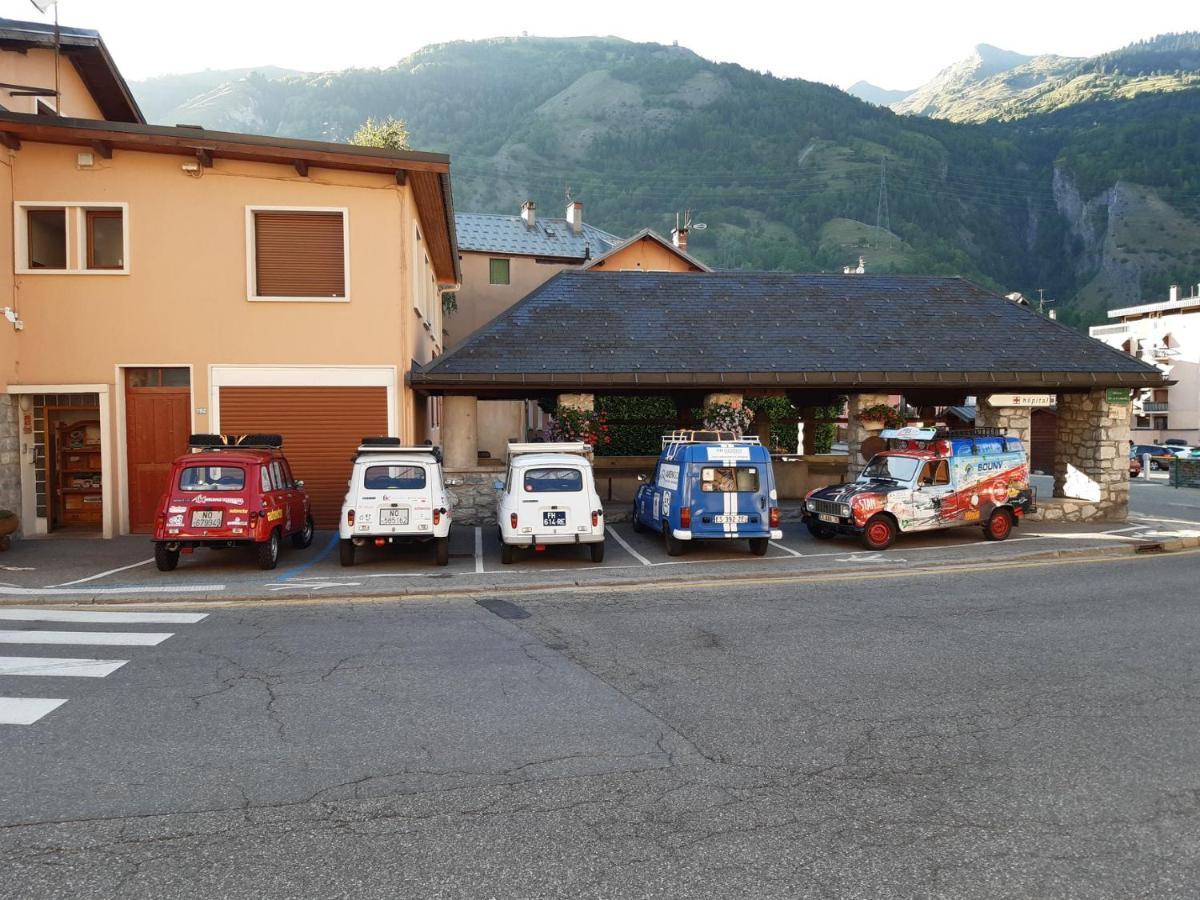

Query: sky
[6,0,1200,87]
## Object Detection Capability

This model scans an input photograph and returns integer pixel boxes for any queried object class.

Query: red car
[153,434,314,571]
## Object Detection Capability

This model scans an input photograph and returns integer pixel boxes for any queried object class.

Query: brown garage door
[218,386,388,528]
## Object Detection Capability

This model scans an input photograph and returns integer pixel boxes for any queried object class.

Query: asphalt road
[2,551,1199,898]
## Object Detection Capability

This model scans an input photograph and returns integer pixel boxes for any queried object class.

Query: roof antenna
[30,1,60,105]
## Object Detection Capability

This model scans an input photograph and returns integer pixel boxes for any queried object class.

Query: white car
[339,438,451,566]
[495,442,605,564]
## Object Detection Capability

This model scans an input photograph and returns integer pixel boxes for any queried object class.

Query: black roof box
[360,436,403,447]
[188,433,226,448]
[188,433,282,450]
[234,433,283,449]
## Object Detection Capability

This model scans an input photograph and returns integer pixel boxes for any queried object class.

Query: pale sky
[7,0,1200,88]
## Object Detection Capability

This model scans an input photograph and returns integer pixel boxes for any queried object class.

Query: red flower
[604,436,611,444]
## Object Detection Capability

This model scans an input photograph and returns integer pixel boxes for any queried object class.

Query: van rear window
[523,468,583,492]
[700,466,759,493]
[180,466,245,491]
[364,465,427,490]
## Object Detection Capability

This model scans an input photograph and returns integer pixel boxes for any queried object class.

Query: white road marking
[836,553,908,564]
[267,582,362,591]
[0,609,207,625]
[51,558,155,587]
[0,697,66,725]
[1168,502,1200,511]
[474,527,485,574]
[0,630,173,647]
[0,585,224,597]
[770,541,803,558]
[1,566,35,572]
[608,528,652,566]
[0,656,128,678]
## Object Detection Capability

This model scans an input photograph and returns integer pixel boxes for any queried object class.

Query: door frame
[114,364,194,536]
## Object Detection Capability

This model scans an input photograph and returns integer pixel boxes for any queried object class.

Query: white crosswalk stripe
[0,697,66,725]
[0,657,128,678]
[0,630,173,646]
[0,608,207,625]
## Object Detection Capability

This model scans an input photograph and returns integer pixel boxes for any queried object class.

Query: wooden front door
[126,384,191,532]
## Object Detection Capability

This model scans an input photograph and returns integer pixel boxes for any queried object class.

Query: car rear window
[523,468,583,492]
[179,466,245,491]
[700,466,759,493]
[364,465,427,490]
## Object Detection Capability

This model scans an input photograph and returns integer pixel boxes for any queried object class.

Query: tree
[350,116,410,150]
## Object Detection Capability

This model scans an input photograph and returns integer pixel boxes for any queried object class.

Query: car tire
[590,540,605,563]
[339,539,355,567]
[806,520,837,540]
[631,509,646,533]
[291,515,315,549]
[257,529,280,570]
[749,537,769,556]
[500,542,515,565]
[665,525,685,557]
[984,507,1013,542]
[435,536,449,567]
[154,544,179,572]
[860,514,897,551]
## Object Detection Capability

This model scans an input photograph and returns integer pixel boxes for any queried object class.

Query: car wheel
[860,514,897,551]
[984,508,1013,542]
[806,520,837,540]
[631,509,646,533]
[500,542,515,565]
[291,515,315,549]
[590,540,605,563]
[257,529,280,570]
[154,544,179,572]
[749,537,769,556]
[339,539,355,567]
[435,536,449,567]
[665,524,685,557]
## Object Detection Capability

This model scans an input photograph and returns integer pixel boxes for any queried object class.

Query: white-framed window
[245,206,349,302]
[14,202,129,274]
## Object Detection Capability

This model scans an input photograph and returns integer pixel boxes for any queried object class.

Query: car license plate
[713,514,748,524]
[379,508,410,526]
[818,514,839,524]
[543,511,567,527]
[191,510,223,528]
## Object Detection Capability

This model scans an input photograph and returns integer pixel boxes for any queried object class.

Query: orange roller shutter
[218,386,388,528]
[253,211,346,298]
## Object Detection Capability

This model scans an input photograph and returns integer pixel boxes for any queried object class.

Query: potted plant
[854,403,905,431]
[697,400,754,437]
[0,508,18,551]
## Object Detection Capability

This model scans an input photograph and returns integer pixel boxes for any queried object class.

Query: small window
[270,461,287,490]
[919,460,950,486]
[523,468,582,492]
[489,258,510,285]
[364,465,427,490]
[179,466,245,492]
[260,468,272,493]
[27,208,67,269]
[700,466,759,493]
[251,209,346,299]
[86,209,124,269]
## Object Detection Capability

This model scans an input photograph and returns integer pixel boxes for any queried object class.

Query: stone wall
[976,402,1032,447]
[1041,389,1130,522]
[845,393,891,478]
[445,466,501,526]
[0,397,20,537]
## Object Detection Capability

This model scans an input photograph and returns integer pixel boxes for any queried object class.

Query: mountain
[846,81,913,106]
[134,66,306,124]
[129,35,1200,327]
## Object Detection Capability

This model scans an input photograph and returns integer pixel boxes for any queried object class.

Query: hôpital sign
[986,394,1055,408]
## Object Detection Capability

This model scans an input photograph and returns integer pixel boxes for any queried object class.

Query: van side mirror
[492,479,504,491]
[637,474,647,483]
[295,480,305,489]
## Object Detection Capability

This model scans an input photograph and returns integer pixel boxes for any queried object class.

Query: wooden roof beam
[293,159,309,177]
[195,148,213,168]
[395,170,406,186]
[90,140,112,159]
[0,131,20,151]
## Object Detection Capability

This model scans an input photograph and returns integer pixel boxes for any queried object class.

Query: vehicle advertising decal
[186,495,247,506]
[168,506,186,514]
[266,509,283,522]
[706,445,751,463]
[658,464,680,491]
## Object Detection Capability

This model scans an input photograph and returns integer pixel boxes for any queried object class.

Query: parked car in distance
[1162,438,1190,447]
[1129,451,1142,478]
[153,434,313,571]
[1130,444,1176,470]
[496,442,604,564]
[338,437,451,567]
[633,430,781,556]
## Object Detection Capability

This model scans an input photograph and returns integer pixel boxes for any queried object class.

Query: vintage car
[803,426,1035,550]
[338,438,451,567]
[495,442,605,564]
[152,434,314,571]
[632,430,781,556]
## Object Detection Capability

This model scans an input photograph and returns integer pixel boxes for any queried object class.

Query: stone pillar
[1052,389,1130,520]
[845,393,891,478]
[556,393,594,412]
[442,395,479,469]
[0,396,21,536]
[976,399,1032,446]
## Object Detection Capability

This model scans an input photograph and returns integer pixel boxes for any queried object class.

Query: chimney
[520,200,536,229]
[566,200,583,234]
[1168,283,1180,302]
[671,225,689,252]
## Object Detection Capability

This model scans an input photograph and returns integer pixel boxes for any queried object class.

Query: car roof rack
[661,430,761,447]
[188,433,282,450]
[506,441,593,459]
[354,437,442,462]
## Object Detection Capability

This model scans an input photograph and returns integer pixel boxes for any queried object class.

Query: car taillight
[510,512,518,529]
[249,511,259,521]
[347,509,355,526]
[769,507,780,528]
[433,509,441,526]
[680,507,691,528]
[591,510,599,527]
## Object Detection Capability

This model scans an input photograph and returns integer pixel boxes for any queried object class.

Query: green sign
[1105,387,1131,404]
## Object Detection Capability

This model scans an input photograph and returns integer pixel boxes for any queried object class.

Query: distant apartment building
[1089,283,1200,443]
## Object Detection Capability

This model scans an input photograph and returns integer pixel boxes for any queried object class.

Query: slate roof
[455,213,621,260]
[413,271,1165,393]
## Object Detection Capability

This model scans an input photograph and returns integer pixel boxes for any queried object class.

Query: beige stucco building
[0,17,458,536]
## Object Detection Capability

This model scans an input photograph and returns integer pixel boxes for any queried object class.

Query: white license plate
[543,511,567,527]
[713,514,749,524]
[818,514,839,524]
[379,508,410,526]
[191,510,223,528]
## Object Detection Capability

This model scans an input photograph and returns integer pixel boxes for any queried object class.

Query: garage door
[218,386,389,528]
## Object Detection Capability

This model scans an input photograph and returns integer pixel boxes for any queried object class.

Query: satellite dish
[30,0,58,11]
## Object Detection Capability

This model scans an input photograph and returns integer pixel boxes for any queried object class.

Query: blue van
[633,430,782,556]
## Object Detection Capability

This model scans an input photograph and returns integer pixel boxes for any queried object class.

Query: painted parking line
[0,656,128,678]
[0,585,225,597]
[769,541,803,558]
[0,630,173,647]
[608,528,652,566]
[475,527,485,574]
[273,533,339,582]
[51,558,155,588]
[0,608,208,625]
[0,697,66,725]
